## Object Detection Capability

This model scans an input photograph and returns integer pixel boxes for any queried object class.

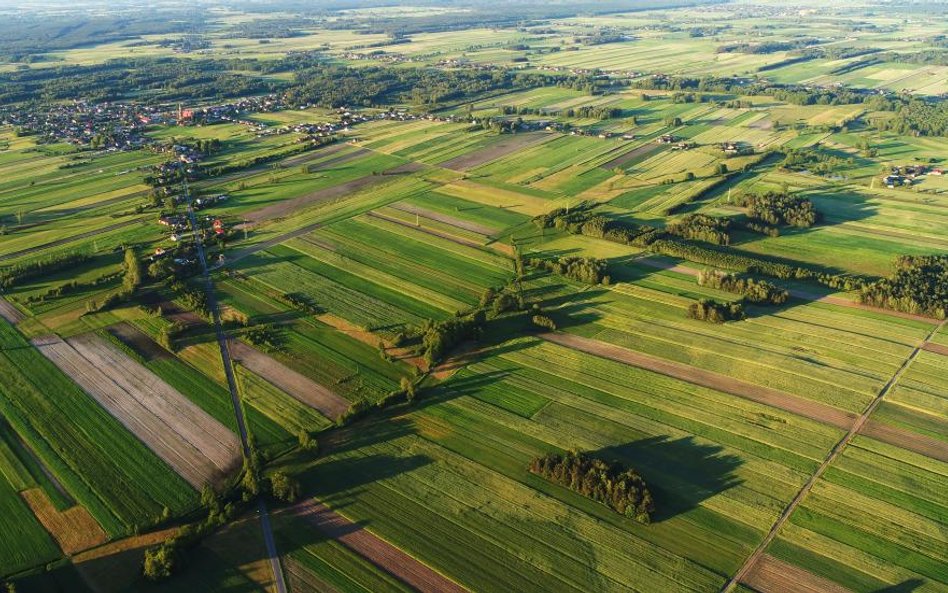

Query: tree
[123,248,142,293]
[142,544,176,581]
[297,429,317,452]
[400,376,416,402]
[269,472,301,503]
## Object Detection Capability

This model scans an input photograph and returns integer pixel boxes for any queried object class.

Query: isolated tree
[297,429,317,452]
[400,376,416,402]
[123,248,142,293]
[269,472,301,503]
[142,544,176,581]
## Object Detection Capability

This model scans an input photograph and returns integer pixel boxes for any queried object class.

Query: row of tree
[529,451,654,523]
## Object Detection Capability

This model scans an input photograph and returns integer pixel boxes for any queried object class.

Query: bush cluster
[686,298,746,323]
[528,256,609,285]
[529,451,654,524]
[665,214,732,246]
[738,191,820,228]
[696,269,788,305]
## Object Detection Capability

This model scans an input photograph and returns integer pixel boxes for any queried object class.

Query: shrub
[532,314,556,331]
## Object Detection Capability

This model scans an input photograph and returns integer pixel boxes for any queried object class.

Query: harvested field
[540,332,856,429]
[741,554,853,593]
[300,147,372,171]
[366,211,485,249]
[860,419,948,463]
[107,322,169,361]
[33,334,240,489]
[440,132,552,171]
[243,175,389,224]
[21,488,107,555]
[0,297,24,324]
[389,202,496,236]
[291,501,469,593]
[922,341,948,357]
[384,161,426,175]
[228,340,350,420]
[280,143,353,168]
[601,142,663,170]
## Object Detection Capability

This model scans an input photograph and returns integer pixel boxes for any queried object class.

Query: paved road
[183,178,288,593]
[720,320,945,592]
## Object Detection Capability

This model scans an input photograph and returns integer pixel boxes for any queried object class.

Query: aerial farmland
[0,0,946,592]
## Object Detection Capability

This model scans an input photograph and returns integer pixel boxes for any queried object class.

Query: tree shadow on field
[590,436,743,522]
[871,580,926,593]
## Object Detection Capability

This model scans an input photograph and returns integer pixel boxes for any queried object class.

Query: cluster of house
[341,51,416,65]
[0,101,161,150]
[882,164,940,187]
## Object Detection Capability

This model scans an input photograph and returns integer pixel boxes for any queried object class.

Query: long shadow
[871,580,925,593]
[590,436,743,522]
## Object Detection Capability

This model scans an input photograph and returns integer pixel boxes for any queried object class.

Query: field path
[722,320,945,593]
[366,211,486,249]
[183,177,288,593]
[634,255,941,324]
[228,340,350,421]
[289,500,469,593]
[540,332,856,428]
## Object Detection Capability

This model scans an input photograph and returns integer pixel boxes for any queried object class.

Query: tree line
[696,269,788,305]
[686,298,745,323]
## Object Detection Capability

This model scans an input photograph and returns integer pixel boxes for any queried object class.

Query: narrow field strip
[32,334,240,489]
[540,332,856,429]
[228,340,349,421]
[0,297,24,324]
[289,500,470,593]
[742,554,854,593]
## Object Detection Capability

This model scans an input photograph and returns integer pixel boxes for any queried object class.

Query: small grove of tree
[737,192,820,228]
[420,312,484,367]
[696,269,789,305]
[686,298,746,323]
[529,451,654,524]
[859,255,948,319]
[665,214,732,246]
[528,256,609,286]
[533,203,662,248]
